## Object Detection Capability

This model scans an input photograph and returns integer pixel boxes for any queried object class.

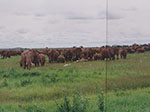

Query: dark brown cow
[100,48,111,60]
[93,53,102,60]
[81,48,89,59]
[126,47,135,53]
[47,49,59,63]
[0,50,22,58]
[108,47,115,60]
[38,54,46,66]
[144,46,150,51]
[57,55,65,63]
[0,50,11,58]
[37,49,49,55]
[72,47,82,61]
[86,48,96,60]
[112,47,119,59]
[136,47,145,53]
[57,49,63,55]
[63,49,73,61]
[119,49,127,59]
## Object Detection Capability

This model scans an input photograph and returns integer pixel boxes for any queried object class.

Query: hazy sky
[0,0,150,48]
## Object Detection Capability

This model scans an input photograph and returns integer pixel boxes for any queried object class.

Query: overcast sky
[0,0,150,48]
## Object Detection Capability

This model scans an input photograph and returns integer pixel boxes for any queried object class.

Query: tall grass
[0,52,149,111]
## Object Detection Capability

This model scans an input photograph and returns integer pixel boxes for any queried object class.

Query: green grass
[0,52,150,111]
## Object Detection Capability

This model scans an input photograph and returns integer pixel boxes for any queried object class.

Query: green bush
[0,79,8,88]
[71,94,88,112]
[9,68,20,78]
[56,96,71,112]
[22,71,41,77]
[98,92,104,112]
[56,93,88,112]
[24,105,45,112]
[0,107,5,112]
[49,73,58,83]
[20,79,32,87]
[41,73,59,85]
[0,68,20,78]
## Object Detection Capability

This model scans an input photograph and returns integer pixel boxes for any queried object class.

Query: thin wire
[105,0,108,111]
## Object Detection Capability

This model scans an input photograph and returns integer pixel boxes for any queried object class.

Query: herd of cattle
[0,43,150,70]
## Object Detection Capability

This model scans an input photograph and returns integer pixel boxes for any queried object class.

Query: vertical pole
[105,0,108,111]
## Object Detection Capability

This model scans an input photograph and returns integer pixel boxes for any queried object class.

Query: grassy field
[0,52,150,112]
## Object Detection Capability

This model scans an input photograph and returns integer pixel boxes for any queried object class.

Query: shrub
[56,96,71,112]
[8,68,19,78]
[41,73,59,85]
[20,79,32,87]
[24,105,45,112]
[67,67,75,73]
[49,73,58,83]
[98,92,104,112]
[0,107,5,112]
[30,72,41,77]
[56,93,88,112]
[0,68,19,78]
[0,79,8,88]
[22,71,41,77]
[71,93,88,112]
[0,69,5,75]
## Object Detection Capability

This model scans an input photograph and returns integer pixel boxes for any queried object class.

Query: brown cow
[37,49,49,55]
[136,47,145,53]
[144,46,150,51]
[57,55,65,63]
[72,47,82,61]
[20,49,39,70]
[0,50,11,58]
[100,48,111,60]
[63,49,73,61]
[119,49,127,59]
[87,48,96,60]
[81,48,89,59]
[112,47,119,59]
[0,50,22,58]
[47,49,59,63]
[108,47,115,60]
[126,47,135,53]
[38,54,46,66]
[93,53,102,60]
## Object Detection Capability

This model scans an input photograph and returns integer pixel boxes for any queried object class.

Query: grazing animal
[93,53,102,60]
[57,55,65,63]
[63,49,73,61]
[119,49,127,59]
[20,50,39,70]
[136,48,145,53]
[101,48,111,60]
[38,54,46,66]
[47,49,59,63]
[72,47,82,61]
